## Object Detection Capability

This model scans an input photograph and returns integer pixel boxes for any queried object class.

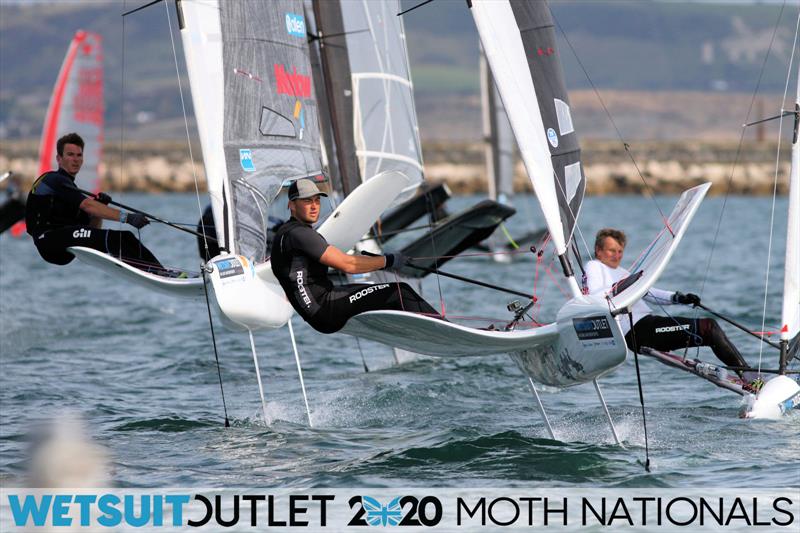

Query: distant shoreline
[0,138,790,196]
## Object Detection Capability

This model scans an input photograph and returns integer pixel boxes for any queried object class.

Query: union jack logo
[362,496,402,527]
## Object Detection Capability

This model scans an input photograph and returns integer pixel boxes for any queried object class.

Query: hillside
[0,0,795,141]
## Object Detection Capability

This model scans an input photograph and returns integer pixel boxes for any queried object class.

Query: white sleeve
[584,261,608,295]
[644,287,675,305]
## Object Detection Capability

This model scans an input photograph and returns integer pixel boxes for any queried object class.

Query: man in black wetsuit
[26,132,164,272]
[271,178,440,334]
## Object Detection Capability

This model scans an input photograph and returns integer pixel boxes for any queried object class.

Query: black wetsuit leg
[33,226,163,271]
[625,315,748,370]
[307,282,440,334]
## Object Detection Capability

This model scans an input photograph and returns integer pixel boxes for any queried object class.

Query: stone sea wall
[0,139,790,195]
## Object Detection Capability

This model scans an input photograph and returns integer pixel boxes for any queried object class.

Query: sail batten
[471,0,586,256]
[315,0,424,205]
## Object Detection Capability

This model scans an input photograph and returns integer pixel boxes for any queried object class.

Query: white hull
[743,375,800,419]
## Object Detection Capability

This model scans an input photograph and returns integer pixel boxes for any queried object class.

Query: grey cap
[288,178,328,201]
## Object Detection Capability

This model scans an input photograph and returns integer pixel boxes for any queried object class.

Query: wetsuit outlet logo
[296,270,312,308]
[348,284,390,304]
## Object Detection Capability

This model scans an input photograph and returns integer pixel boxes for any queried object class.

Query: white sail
[471,0,571,255]
[339,0,424,204]
[178,0,229,252]
[782,70,800,345]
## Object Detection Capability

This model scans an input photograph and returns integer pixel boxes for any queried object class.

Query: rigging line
[354,337,369,373]
[548,6,669,228]
[122,0,163,17]
[698,0,789,300]
[397,0,435,17]
[78,188,217,242]
[202,267,230,428]
[163,0,210,257]
[422,188,447,316]
[120,0,127,241]
[307,28,370,43]
[758,7,800,371]
[629,313,651,473]
[549,165,592,259]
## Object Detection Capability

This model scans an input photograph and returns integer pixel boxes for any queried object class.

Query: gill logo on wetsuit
[348,284,390,304]
[72,228,91,238]
[295,269,312,308]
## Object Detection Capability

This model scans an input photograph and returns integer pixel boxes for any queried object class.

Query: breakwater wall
[0,139,790,195]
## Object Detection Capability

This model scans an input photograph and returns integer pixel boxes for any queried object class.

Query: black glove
[125,212,149,229]
[673,292,701,306]
[383,252,409,272]
[96,192,112,205]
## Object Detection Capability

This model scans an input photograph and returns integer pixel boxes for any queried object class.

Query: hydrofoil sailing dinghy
[343,0,713,441]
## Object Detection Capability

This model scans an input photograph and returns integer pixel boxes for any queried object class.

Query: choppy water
[1,193,797,491]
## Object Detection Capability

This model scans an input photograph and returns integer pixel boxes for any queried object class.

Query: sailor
[271,178,441,334]
[585,228,752,375]
[25,132,164,273]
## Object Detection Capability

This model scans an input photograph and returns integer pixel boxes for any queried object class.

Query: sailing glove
[96,192,112,205]
[673,292,701,306]
[121,212,149,229]
[383,252,409,272]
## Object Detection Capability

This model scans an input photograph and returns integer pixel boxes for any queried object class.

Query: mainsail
[781,72,800,364]
[314,0,423,205]
[179,0,323,263]
[471,0,585,259]
[38,30,104,192]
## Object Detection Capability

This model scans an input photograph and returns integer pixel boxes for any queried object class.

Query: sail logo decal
[547,128,559,148]
[573,316,613,340]
[537,47,555,57]
[274,64,311,99]
[240,149,256,172]
[285,13,306,38]
[294,100,305,140]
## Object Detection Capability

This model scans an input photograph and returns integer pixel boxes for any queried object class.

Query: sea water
[0,193,797,496]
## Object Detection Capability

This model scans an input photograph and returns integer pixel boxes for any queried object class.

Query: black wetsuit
[624,315,748,371]
[270,217,439,333]
[25,168,162,271]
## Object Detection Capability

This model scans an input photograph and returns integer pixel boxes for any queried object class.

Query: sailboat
[69,0,708,438]
[640,42,800,419]
[340,0,712,437]
[3,30,104,236]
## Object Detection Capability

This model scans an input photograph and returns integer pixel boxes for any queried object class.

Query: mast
[780,66,800,374]
[480,44,515,204]
[312,0,361,197]
[471,0,586,297]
